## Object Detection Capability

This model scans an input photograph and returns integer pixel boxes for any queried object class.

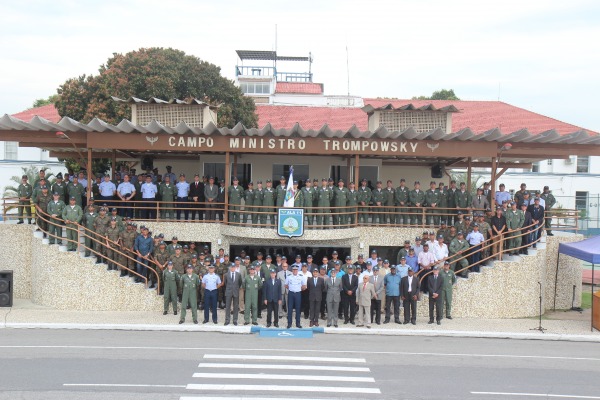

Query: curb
[2,322,599,342]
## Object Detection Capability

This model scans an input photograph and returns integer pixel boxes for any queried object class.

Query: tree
[55,47,258,128]
[3,166,55,214]
[412,89,460,101]
[32,94,60,108]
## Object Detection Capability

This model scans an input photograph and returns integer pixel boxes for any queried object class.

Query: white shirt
[407,275,413,292]
[432,242,449,261]
[359,270,373,282]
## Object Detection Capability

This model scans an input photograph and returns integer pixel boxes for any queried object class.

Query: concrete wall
[0,224,33,299]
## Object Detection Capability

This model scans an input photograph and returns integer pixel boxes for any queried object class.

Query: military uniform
[449,237,470,273]
[228,184,245,224]
[61,203,83,251]
[301,186,316,225]
[383,187,395,224]
[394,185,409,225]
[455,190,472,211]
[244,187,255,225]
[119,227,138,275]
[244,274,263,324]
[82,210,97,256]
[51,181,68,203]
[409,189,426,225]
[105,223,121,270]
[216,262,228,308]
[159,182,176,220]
[262,186,276,226]
[371,188,385,225]
[346,188,359,225]
[332,185,349,226]
[34,191,52,232]
[93,213,110,263]
[439,267,457,318]
[169,253,186,275]
[541,191,556,234]
[505,208,525,253]
[357,184,372,224]
[252,187,264,226]
[47,197,66,244]
[179,273,201,323]
[17,181,33,224]
[316,186,332,227]
[67,181,85,207]
[425,187,442,226]
[163,268,180,314]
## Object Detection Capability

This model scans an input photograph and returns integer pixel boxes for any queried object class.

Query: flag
[283,166,295,208]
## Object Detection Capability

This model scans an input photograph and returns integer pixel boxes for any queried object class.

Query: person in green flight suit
[437,182,449,225]
[454,182,472,213]
[67,176,85,207]
[394,178,409,225]
[541,186,556,236]
[262,179,276,226]
[292,181,303,208]
[162,261,180,315]
[243,265,263,325]
[17,175,33,224]
[301,179,315,226]
[179,265,201,324]
[449,231,470,275]
[252,181,264,227]
[244,181,255,225]
[31,178,47,204]
[357,178,372,225]
[383,180,395,225]
[159,175,176,220]
[47,192,66,245]
[316,178,332,228]
[409,181,426,226]
[346,182,359,226]
[371,181,385,225]
[34,185,52,234]
[425,181,442,227]
[439,260,457,319]
[61,196,83,251]
[228,177,245,224]
[275,175,287,225]
[505,201,525,255]
[332,179,349,227]
[51,173,68,203]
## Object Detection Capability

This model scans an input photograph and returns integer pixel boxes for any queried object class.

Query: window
[3,141,18,159]
[531,162,540,173]
[329,166,379,188]
[204,163,252,187]
[272,165,309,187]
[547,159,553,165]
[575,191,588,211]
[577,156,589,173]
[240,82,270,95]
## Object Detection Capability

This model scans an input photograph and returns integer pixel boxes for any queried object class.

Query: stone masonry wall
[0,224,33,299]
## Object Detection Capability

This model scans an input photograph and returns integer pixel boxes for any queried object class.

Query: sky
[1,0,599,132]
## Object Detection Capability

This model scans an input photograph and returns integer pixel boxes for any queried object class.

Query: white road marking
[3,345,600,362]
[192,372,374,382]
[63,384,186,388]
[180,398,344,400]
[197,362,370,372]
[471,392,600,399]
[186,384,381,394]
[203,354,366,363]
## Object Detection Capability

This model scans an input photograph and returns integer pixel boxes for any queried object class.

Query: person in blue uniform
[285,265,307,329]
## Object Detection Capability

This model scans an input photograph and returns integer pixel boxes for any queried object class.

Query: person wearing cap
[250,181,264,227]
[50,172,67,203]
[325,268,343,327]
[440,261,456,319]
[179,265,201,324]
[315,178,332,228]
[118,222,137,277]
[66,174,85,207]
[200,176,217,221]
[174,174,190,221]
[343,180,357,226]
[528,196,545,247]
[381,180,395,225]
[61,196,84,252]
[392,178,408,226]
[357,178,372,225]
[494,183,511,207]
[396,256,410,279]
[491,206,507,259]
[169,245,186,277]
[449,231,470,276]
[356,274,376,328]
[428,266,444,325]
[455,182,472,214]
[285,264,306,329]
[162,166,176,186]
[418,243,438,293]
[466,223,485,270]
[370,180,384,225]
[437,182,449,225]
[93,207,111,264]
[105,217,121,272]
[514,183,528,206]
[425,181,442,227]
[518,202,533,255]
[400,266,420,325]
[307,268,326,327]
[409,181,425,225]
[454,211,466,235]
[140,174,158,220]
[263,268,282,327]
[223,262,242,326]
[413,236,423,258]
[201,264,222,324]
[383,264,401,324]
[541,186,556,236]
[405,247,419,273]
[134,226,154,283]
[162,261,180,315]
[81,203,98,257]
[505,200,525,255]
[472,187,489,211]
[227,177,245,224]
[341,264,358,324]
[98,174,117,209]
[109,208,124,232]
[33,184,52,235]
[47,191,66,245]
[189,174,205,221]
[261,179,276,226]
[153,240,170,280]
[275,175,287,211]
[158,174,175,220]
[369,266,384,325]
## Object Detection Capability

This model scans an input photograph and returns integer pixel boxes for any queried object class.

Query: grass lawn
[582,292,592,309]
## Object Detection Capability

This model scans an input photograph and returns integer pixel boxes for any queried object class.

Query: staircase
[31,231,162,312]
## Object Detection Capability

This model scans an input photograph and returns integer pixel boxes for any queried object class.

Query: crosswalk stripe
[192,372,375,382]
[197,363,370,372]
[180,397,347,400]
[203,354,366,363]
[186,384,381,394]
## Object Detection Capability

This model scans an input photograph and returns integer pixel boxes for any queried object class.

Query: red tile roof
[11,104,61,123]
[275,82,324,94]
[257,105,366,131]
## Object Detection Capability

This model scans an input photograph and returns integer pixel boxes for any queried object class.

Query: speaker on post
[431,163,444,179]
[0,270,13,307]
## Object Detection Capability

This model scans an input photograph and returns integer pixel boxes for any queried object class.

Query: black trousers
[309,299,321,323]
[301,290,310,318]
[176,197,189,220]
[385,296,400,321]
[266,300,278,325]
[342,293,357,322]
[429,295,442,322]
[370,299,381,324]
[403,298,417,323]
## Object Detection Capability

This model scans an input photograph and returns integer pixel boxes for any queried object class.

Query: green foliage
[412,89,460,101]
[3,166,55,199]
[55,47,258,128]
[60,158,111,177]
[450,171,484,193]
[32,94,60,108]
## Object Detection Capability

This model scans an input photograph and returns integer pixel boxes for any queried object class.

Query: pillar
[224,152,230,223]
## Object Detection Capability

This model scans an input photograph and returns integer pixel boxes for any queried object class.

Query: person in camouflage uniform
[61,197,83,251]
[150,240,169,290]
[47,192,66,245]
[93,207,111,264]
[119,222,138,277]
[357,178,372,225]
[541,185,556,236]
[105,218,121,271]
[17,175,33,224]
[394,179,409,225]
[34,185,52,234]
[109,208,124,232]
[82,204,97,257]
[449,231,470,275]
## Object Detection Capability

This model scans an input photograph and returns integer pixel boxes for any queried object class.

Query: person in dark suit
[520,202,533,254]
[428,266,444,325]
[341,265,358,324]
[216,180,226,221]
[204,177,219,221]
[307,269,326,327]
[189,174,205,221]
[224,263,242,326]
[263,268,282,327]
[400,267,420,325]
[471,187,490,211]
[527,198,545,247]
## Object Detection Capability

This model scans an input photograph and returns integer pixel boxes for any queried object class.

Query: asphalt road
[0,329,599,400]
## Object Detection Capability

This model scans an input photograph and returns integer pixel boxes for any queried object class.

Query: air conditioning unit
[565,155,576,164]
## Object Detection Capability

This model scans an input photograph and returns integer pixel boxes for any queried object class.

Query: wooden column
[354,154,360,185]
[490,157,497,210]
[346,157,351,183]
[224,151,230,223]
[467,157,472,190]
[112,150,117,176]
[87,148,92,203]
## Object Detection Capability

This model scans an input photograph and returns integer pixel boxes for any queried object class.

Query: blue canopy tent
[557,235,600,331]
